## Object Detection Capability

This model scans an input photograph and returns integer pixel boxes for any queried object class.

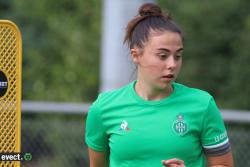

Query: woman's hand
[162,158,185,167]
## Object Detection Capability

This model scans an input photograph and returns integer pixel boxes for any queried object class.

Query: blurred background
[1,0,250,166]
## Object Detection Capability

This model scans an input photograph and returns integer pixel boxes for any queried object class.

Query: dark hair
[124,3,183,49]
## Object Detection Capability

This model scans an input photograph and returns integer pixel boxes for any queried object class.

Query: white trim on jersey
[203,138,229,149]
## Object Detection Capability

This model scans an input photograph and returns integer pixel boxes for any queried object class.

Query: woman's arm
[207,151,234,167]
[88,147,109,167]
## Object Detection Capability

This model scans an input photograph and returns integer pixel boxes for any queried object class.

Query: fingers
[162,158,185,167]
[162,158,184,164]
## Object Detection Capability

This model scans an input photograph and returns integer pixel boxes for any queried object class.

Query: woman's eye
[175,53,182,59]
[158,53,168,60]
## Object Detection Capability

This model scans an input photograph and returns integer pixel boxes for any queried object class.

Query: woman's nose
[165,56,176,70]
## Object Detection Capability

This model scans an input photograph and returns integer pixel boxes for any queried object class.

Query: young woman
[85,3,234,167]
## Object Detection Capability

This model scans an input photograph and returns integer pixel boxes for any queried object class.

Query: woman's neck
[135,79,173,101]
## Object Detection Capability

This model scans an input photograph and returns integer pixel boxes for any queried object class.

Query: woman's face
[132,30,183,90]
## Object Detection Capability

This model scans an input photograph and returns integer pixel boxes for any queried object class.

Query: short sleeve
[201,97,231,156]
[85,97,109,152]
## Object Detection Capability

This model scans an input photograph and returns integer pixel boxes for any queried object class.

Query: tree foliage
[159,0,250,109]
[1,0,250,109]
[1,0,101,102]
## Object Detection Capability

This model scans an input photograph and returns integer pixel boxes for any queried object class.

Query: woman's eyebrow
[157,48,184,52]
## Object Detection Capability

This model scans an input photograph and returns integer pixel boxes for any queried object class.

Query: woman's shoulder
[174,82,213,101]
[92,82,133,107]
[100,82,132,98]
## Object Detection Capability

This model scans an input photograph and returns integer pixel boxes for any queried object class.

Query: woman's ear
[130,48,140,64]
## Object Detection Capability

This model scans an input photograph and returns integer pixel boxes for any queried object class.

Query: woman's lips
[162,74,174,79]
[161,74,174,82]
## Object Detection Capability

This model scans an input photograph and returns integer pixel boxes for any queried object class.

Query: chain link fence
[21,113,88,167]
[20,102,250,167]
[226,123,250,166]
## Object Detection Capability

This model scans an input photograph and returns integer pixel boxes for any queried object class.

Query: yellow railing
[0,20,22,167]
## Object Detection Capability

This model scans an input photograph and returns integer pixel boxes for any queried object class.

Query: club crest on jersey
[172,114,188,136]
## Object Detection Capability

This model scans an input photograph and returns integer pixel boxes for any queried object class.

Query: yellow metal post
[0,20,22,167]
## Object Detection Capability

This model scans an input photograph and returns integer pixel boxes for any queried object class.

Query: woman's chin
[155,81,172,90]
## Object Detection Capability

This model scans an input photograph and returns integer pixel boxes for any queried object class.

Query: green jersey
[85,81,230,167]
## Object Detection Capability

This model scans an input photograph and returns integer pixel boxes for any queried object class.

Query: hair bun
[139,3,162,17]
